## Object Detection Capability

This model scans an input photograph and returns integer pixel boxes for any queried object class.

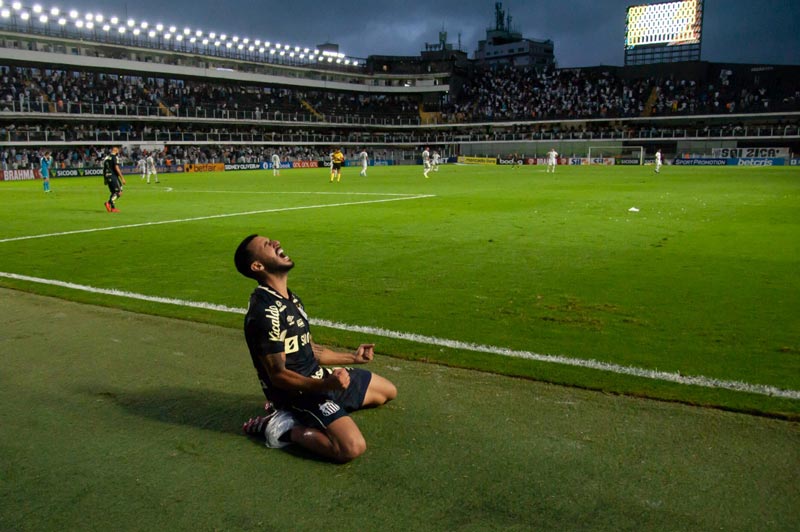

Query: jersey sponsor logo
[319,400,340,417]
[265,304,284,342]
[284,335,299,354]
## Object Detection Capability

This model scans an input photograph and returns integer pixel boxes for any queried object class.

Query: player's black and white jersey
[244,284,320,404]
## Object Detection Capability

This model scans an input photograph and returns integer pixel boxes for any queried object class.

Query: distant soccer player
[271,153,281,176]
[40,150,52,192]
[546,148,558,173]
[432,150,440,172]
[137,154,146,180]
[103,147,126,213]
[330,148,345,183]
[422,146,431,178]
[359,149,368,177]
[655,149,662,174]
[511,152,520,169]
[145,152,159,184]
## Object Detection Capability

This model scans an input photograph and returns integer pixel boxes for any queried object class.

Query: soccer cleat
[104,202,112,212]
[243,403,295,448]
[111,208,120,213]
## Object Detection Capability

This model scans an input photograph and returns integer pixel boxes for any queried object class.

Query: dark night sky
[31,0,800,67]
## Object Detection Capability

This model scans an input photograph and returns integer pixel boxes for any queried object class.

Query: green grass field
[1,163,798,416]
[2,163,799,530]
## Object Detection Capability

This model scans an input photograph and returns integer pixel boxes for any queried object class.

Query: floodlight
[84,12,92,20]
[232,35,238,42]
[38,14,47,23]
[214,40,220,46]
[208,32,215,38]
[12,1,21,10]
[344,59,350,65]
[74,19,83,27]
[50,8,59,16]
[117,26,125,34]
[175,34,182,41]
[283,44,289,50]
[254,39,260,46]
[294,46,299,52]
[269,49,275,54]
[155,23,163,31]
[327,57,332,62]
[258,47,264,53]
[133,28,140,35]
[95,14,103,23]
[57,17,66,25]
[237,43,243,50]
[127,19,134,27]
[220,33,226,39]
[140,21,147,28]
[299,53,304,59]
[248,45,254,51]
[103,24,110,31]
[303,47,309,53]
[195,30,202,37]
[86,21,94,29]
[68,9,78,19]
[279,50,285,56]
[32,4,42,13]
[168,25,175,33]
[147,30,155,37]
[189,37,196,43]
[163,32,170,39]
[183,27,190,35]
[243,37,249,44]
[201,38,208,45]
[275,42,280,48]
[110,16,118,24]
[264,41,270,46]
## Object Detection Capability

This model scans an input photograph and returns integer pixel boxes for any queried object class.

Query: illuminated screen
[625,0,703,49]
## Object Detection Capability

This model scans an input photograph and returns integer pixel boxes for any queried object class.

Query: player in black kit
[102,147,126,212]
[235,234,397,463]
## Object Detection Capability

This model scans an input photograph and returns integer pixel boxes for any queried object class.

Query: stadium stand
[1,5,799,167]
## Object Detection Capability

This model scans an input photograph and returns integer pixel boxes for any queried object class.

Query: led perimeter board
[624,0,703,65]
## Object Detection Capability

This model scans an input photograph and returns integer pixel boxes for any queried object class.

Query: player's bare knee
[337,438,366,463]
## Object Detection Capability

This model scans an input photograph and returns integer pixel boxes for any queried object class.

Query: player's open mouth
[277,247,290,260]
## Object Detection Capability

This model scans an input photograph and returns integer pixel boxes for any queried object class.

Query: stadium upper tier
[0,1,364,69]
[2,64,799,129]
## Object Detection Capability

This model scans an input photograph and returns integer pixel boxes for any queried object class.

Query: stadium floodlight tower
[624,0,704,65]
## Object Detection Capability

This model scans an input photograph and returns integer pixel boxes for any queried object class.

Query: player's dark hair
[234,234,259,279]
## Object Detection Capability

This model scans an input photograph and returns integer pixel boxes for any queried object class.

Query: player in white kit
[546,148,558,173]
[359,149,368,176]
[271,153,281,176]
[145,153,159,183]
[432,150,440,172]
[137,155,146,180]
[422,147,431,178]
[655,149,662,174]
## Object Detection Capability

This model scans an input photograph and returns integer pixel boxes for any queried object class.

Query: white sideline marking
[0,194,435,244]
[1,271,797,401]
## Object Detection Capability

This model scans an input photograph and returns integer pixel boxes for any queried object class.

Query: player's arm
[261,351,349,391]
[312,341,374,364]
[113,159,126,184]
